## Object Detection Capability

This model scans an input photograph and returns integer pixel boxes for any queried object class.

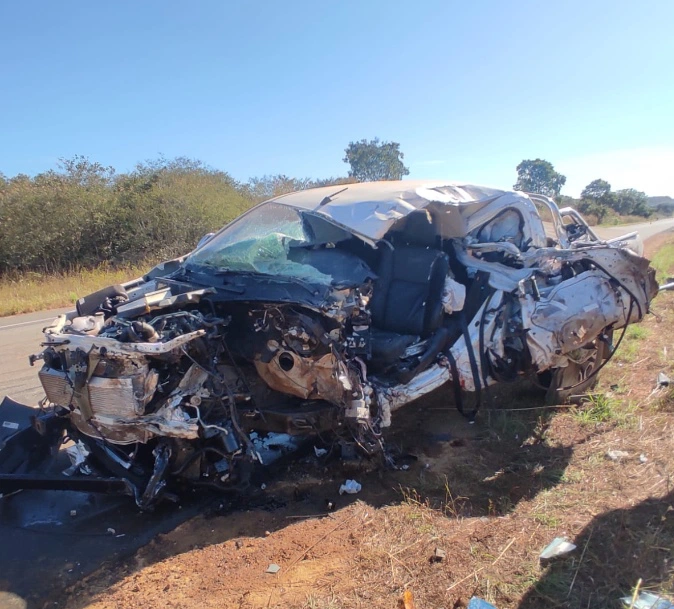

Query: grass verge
[0,263,151,317]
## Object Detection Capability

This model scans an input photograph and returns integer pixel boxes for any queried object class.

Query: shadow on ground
[519,489,674,608]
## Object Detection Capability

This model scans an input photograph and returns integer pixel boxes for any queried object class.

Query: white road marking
[0,317,55,330]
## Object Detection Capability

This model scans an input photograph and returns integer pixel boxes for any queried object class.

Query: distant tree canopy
[581,179,612,201]
[343,138,410,182]
[514,159,567,197]
[577,178,651,220]
[243,174,355,203]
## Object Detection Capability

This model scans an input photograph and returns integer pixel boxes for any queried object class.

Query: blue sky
[1,0,673,196]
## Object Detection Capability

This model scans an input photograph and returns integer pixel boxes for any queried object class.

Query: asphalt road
[0,308,71,407]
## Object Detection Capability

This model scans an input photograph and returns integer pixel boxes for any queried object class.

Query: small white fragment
[2,421,19,430]
[314,446,328,458]
[339,479,362,495]
[400,464,410,471]
[266,563,281,574]
[260,483,267,490]
[621,591,674,609]
[640,454,648,463]
[539,537,576,560]
[606,450,629,461]
[107,528,116,535]
[70,510,77,517]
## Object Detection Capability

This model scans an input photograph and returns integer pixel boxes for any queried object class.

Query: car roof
[269,180,530,241]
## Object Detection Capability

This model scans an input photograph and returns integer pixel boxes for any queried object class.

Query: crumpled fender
[0,396,62,476]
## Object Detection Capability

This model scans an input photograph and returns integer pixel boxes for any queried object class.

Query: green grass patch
[573,393,636,427]
[0,263,151,317]
[624,324,650,341]
[651,239,674,282]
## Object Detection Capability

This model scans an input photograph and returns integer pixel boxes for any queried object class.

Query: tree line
[513,158,652,221]
[0,141,664,276]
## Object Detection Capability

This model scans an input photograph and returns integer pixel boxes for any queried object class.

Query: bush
[0,156,255,275]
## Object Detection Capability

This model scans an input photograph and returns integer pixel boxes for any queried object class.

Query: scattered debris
[640,454,649,463]
[106,528,116,535]
[265,563,281,574]
[468,598,498,609]
[69,510,77,517]
[539,537,576,560]
[313,446,328,458]
[606,449,630,462]
[657,372,671,388]
[62,441,91,476]
[325,499,335,511]
[400,464,410,471]
[430,547,446,563]
[338,479,361,495]
[621,591,674,609]
[400,589,415,609]
[260,483,267,490]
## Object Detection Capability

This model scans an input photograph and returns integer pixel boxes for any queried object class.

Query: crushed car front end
[0,181,659,508]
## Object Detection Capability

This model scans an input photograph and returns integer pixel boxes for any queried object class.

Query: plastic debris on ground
[539,537,576,560]
[607,449,630,461]
[265,563,281,574]
[338,479,362,495]
[621,591,674,609]
[250,432,301,465]
[400,589,415,609]
[467,597,498,609]
[431,547,446,563]
[640,454,649,463]
[313,446,328,458]
[657,372,671,388]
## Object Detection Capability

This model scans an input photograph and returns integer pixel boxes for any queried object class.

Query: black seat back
[370,211,449,337]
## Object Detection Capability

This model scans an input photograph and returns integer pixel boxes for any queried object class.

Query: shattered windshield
[185,202,338,284]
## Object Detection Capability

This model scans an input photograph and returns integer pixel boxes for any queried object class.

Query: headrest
[400,210,437,247]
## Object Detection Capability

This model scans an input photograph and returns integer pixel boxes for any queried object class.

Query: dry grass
[0,263,151,317]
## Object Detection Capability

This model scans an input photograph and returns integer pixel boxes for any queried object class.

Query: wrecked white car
[0,181,658,507]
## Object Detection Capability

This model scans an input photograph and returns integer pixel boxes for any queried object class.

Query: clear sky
[1,0,673,197]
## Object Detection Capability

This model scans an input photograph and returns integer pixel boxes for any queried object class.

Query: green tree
[578,178,613,221]
[343,138,409,182]
[581,179,612,201]
[513,159,566,197]
[613,188,651,217]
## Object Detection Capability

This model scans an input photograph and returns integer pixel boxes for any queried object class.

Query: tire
[542,334,610,405]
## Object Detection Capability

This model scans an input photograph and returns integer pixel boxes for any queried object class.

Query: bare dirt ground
[45,234,674,609]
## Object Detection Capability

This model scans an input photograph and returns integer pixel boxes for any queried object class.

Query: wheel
[542,334,610,405]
